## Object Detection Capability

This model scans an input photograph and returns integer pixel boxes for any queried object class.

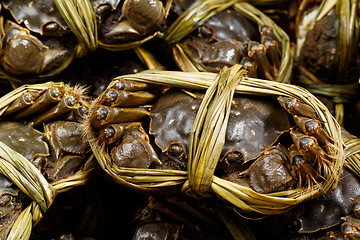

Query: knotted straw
[295,0,360,125]
[88,64,344,215]
[0,82,96,240]
[164,0,292,83]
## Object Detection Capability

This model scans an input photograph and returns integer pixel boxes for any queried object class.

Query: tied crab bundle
[55,0,172,51]
[0,0,170,82]
[164,0,292,83]
[0,82,96,240]
[294,0,360,125]
[0,1,85,81]
[83,64,344,215]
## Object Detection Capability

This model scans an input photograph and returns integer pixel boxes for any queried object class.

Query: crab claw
[278,97,318,119]
[290,129,333,177]
[2,21,69,75]
[247,145,294,194]
[111,129,162,169]
[293,115,333,152]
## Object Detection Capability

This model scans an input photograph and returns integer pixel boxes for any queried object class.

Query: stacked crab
[0,0,359,240]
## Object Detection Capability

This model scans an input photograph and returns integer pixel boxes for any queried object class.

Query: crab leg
[12,87,64,119]
[3,91,39,116]
[293,115,332,151]
[262,36,280,76]
[92,105,150,127]
[98,122,143,145]
[31,93,79,126]
[247,41,275,81]
[288,144,317,187]
[278,97,318,119]
[111,130,162,168]
[352,195,360,218]
[240,56,257,78]
[290,129,333,177]
[100,89,159,107]
[114,79,155,91]
[259,25,282,50]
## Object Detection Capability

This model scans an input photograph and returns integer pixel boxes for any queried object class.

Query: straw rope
[294,0,360,125]
[0,82,96,240]
[54,0,98,55]
[165,0,292,83]
[88,65,344,214]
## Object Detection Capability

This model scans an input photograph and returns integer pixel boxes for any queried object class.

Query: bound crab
[257,167,360,240]
[134,194,234,240]
[295,0,359,84]
[164,0,290,82]
[91,0,170,50]
[0,82,93,238]
[0,1,78,76]
[84,68,341,205]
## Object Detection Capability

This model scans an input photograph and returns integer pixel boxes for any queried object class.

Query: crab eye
[198,25,214,38]
[95,4,112,18]
[224,152,243,163]
[167,143,184,158]
[42,22,65,36]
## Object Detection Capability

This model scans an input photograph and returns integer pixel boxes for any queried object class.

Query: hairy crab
[0,82,93,238]
[267,167,360,239]
[91,0,169,50]
[0,1,78,76]
[84,67,340,208]
[295,1,360,84]
[165,0,290,82]
[134,194,234,240]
